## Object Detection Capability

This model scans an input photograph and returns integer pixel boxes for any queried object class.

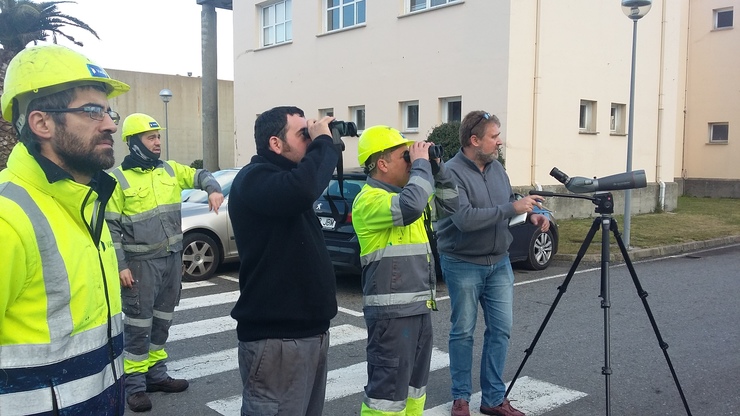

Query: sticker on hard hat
[87,64,111,79]
[149,122,160,128]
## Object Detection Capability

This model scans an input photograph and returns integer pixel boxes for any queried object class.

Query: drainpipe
[530,0,542,187]
[659,180,666,210]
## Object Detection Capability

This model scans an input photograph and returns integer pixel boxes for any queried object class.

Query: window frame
[319,108,334,118]
[407,0,460,13]
[610,103,626,135]
[261,0,293,48]
[349,105,366,132]
[441,96,462,123]
[401,101,420,133]
[714,7,734,30]
[709,122,729,143]
[325,0,366,32]
[579,99,597,134]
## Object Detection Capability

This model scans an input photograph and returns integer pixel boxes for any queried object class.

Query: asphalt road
[126,244,740,415]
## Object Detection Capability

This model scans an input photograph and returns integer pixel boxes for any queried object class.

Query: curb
[552,235,740,263]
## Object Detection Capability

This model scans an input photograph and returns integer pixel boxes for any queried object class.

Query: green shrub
[190,159,203,169]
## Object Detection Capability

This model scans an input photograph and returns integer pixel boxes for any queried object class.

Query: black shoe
[127,392,152,412]
[146,376,189,393]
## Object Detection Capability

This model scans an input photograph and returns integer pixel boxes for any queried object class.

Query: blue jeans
[440,254,514,408]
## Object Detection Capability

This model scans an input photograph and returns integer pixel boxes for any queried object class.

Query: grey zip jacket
[436,150,517,266]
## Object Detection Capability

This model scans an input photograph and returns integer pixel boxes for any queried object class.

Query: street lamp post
[159,88,173,160]
[621,0,652,248]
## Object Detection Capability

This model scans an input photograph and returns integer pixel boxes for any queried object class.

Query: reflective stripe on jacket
[105,161,213,265]
[352,160,458,321]
[0,144,124,415]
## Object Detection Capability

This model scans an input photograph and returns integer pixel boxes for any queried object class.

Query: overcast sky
[52,0,234,80]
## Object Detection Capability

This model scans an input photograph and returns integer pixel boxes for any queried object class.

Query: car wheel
[182,232,221,281]
[523,227,554,270]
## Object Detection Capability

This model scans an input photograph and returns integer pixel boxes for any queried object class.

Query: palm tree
[0,0,99,169]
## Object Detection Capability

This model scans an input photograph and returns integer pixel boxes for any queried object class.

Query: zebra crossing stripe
[175,290,240,311]
[168,324,367,380]
[169,316,235,342]
[181,281,216,290]
[423,376,587,416]
[205,348,450,415]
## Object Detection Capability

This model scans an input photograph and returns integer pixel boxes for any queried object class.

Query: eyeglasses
[470,112,492,134]
[39,106,121,125]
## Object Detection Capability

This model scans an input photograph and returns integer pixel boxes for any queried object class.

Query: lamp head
[159,88,173,103]
[621,0,652,20]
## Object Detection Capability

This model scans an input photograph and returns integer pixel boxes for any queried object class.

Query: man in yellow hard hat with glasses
[0,44,129,415]
[105,112,224,412]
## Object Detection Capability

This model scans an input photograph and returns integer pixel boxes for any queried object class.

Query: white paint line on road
[170,324,367,381]
[338,306,364,317]
[175,290,240,311]
[217,275,240,283]
[169,316,236,342]
[181,281,215,290]
[423,376,587,416]
[207,347,449,415]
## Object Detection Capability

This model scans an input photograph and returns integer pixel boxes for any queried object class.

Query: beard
[475,147,499,165]
[53,124,116,176]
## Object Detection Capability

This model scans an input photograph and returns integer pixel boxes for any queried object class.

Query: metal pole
[164,101,170,160]
[623,19,638,248]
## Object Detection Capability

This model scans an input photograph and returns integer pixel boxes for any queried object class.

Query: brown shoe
[146,376,189,393]
[451,398,470,416]
[127,391,152,412]
[480,398,525,416]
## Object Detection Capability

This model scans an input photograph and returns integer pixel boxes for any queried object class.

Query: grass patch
[555,196,740,255]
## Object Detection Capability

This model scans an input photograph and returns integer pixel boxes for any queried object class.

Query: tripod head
[530,190,614,215]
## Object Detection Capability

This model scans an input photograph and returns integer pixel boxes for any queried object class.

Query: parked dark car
[313,168,559,275]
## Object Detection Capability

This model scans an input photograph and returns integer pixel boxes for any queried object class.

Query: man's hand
[408,141,431,163]
[208,192,225,214]
[119,269,134,288]
[512,195,545,214]
[529,213,550,232]
[307,116,334,140]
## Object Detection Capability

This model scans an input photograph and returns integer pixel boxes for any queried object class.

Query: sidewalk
[553,235,740,263]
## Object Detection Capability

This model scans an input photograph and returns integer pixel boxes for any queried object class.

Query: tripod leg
[610,220,693,415]
[504,218,601,398]
[599,217,613,416]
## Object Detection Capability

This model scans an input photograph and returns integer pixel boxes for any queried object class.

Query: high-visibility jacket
[0,143,124,415]
[352,160,459,321]
[105,161,217,266]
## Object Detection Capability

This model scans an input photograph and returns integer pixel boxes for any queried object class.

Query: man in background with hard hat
[105,112,223,412]
[0,44,129,414]
[352,125,459,416]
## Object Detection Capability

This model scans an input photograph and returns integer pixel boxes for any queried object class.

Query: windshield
[322,179,366,203]
[182,169,239,203]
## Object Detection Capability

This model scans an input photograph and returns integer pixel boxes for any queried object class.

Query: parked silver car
[180,168,241,281]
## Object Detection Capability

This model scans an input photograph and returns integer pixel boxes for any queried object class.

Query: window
[401,101,419,132]
[714,7,733,29]
[408,0,459,13]
[262,0,292,47]
[579,100,597,133]
[319,108,334,118]
[441,97,462,122]
[350,105,365,131]
[610,103,626,134]
[709,123,729,143]
[326,0,366,32]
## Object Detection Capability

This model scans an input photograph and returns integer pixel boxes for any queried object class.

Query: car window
[182,169,238,203]
[323,179,366,202]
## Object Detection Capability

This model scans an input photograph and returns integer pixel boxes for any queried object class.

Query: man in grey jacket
[436,111,549,416]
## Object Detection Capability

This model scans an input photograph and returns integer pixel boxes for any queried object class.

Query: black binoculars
[403,144,443,163]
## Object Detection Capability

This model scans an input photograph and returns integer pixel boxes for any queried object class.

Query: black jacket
[229,135,339,341]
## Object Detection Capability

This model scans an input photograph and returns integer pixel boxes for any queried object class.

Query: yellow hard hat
[1,44,130,125]
[121,113,165,142]
[357,125,415,166]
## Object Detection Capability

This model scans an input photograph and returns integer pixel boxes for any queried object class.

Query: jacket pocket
[121,285,140,316]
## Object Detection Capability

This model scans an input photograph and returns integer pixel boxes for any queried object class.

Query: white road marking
[169,316,235,342]
[175,290,240,311]
[423,376,587,416]
[217,275,240,283]
[181,281,215,290]
[169,324,367,381]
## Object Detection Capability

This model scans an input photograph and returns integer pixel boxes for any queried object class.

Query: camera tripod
[504,191,692,416]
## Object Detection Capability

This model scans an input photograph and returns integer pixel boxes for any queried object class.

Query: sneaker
[126,391,152,412]
[451,398,470,416]
[480,398,525,416]
[146,376,189,393]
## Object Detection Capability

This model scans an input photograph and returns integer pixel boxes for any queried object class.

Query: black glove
[430,159,441,176]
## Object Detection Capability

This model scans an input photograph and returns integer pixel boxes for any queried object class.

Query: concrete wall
[682,179,740,198]
[106,69,236,169]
